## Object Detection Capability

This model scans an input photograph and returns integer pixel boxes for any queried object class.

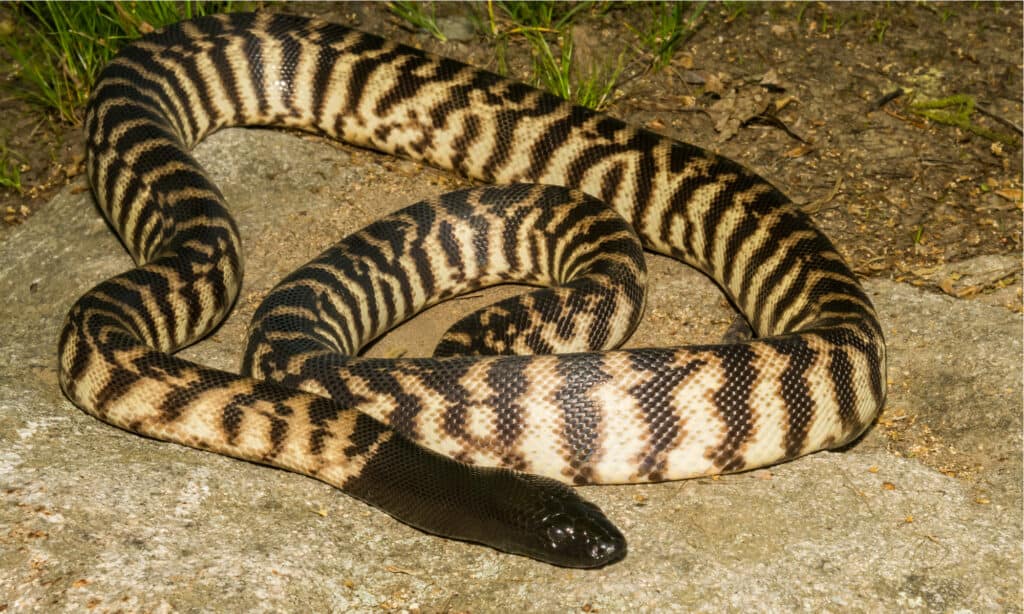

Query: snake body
[58,12,886,567]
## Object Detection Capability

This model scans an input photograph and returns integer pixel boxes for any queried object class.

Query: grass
[488,1,625,110]
[387,1,448,42]
[482,1,593,80]
[871,18,890,43]
[720,1,747,23]
[0,138,23,191]
[628,2,706,70]
[523,28,624,111]
[2,1,238,125]
[386,1,703,111]
[491,0,594,32]
[498,1,703,110]
[503,2,625,110]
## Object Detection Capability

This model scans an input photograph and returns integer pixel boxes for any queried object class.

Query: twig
[869,88,904,111]
[801,175,844,215]
[743,113,807,144]
[974,102,1023,136]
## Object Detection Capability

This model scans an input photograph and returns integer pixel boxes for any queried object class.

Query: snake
[58,11,886,568]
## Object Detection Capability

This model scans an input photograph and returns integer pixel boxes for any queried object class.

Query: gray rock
[435,16,476,42]
[1,127,1020,612]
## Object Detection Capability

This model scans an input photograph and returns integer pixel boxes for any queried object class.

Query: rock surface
[1,128,1020,612]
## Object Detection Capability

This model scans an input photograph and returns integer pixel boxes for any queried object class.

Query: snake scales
[58,11,886,568]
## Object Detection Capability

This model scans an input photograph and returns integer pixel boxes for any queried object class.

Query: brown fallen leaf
[783,143,814,158]
[994,188,1022,203]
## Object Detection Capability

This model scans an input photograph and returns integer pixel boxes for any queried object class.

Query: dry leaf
[783,144,813,158]
[703,72,727,96]
[994,188,1022,202]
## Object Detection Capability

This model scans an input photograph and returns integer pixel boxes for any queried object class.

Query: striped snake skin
[59,12,886,567]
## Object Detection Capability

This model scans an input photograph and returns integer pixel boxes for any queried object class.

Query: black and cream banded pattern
[58,11,886,567]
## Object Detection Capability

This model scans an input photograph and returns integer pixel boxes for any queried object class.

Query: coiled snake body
[59,12,886,568]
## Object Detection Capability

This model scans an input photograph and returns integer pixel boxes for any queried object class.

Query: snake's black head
[536,504,627,568]
[497,474,626,568]
[368,444,628,568]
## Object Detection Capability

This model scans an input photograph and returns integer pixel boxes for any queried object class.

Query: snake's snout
[590,532,626,564]
[541,506,627,568]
